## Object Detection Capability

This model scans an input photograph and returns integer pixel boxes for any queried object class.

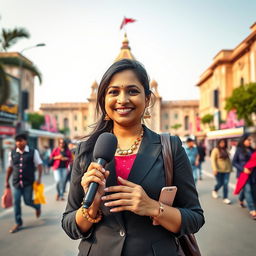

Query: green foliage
[1,27,30,51]
[27,113,45,129]
[201,114,214,124]
[225,83,256,126]
[171,123,182,130]
[0,57,42,83]
[59,127,70,136]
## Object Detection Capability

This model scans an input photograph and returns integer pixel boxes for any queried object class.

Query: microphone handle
[82,158,107,209]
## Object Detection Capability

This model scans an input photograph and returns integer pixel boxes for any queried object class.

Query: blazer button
[119,230,125,237]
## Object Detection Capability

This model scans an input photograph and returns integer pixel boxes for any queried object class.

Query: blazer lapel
[104,158,125,229]
[128,126,161,185]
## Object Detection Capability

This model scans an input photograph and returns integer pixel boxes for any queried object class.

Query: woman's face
[219,140,225,148]
[104,69,149,127]
[244,136,252,147]
[59,139,65,148]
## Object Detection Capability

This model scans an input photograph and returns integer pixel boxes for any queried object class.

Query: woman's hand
[213,170,218,176]
[81,162,110,206]
[102,176,159,217]
[244,168,252,174]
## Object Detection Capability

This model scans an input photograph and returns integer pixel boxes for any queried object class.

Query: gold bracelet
[81,207,102,223]
[152,202,164,219]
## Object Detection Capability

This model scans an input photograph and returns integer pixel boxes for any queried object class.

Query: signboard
[0,125,16,135]
[0,74,19,122]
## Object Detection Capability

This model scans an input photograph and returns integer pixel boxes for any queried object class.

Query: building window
[74,115,77,121]
[55,115,58,120]
[64,118,69,128]
[174,113,178,120]
[84,116,87,120]
[74,126,77,131]
[165,124,169,130]
[240,77,244,86]
[213,89,219,108]
[184,116,189,130]
[164,113,169,120]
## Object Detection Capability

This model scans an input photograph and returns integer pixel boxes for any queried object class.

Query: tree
[27,113,45,129]
[225,83,256,126]
[0,27,30,51]
[171,123,182,131]
[201,114,215,130]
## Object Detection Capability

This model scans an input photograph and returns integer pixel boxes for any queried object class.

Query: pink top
[115,154,137,184]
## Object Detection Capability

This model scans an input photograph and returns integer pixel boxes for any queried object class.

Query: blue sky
[1,0,256,109]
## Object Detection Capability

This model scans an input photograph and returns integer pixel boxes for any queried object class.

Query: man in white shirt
[5,132,43,233]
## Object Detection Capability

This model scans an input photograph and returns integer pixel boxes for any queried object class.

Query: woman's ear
[145,95,151,108]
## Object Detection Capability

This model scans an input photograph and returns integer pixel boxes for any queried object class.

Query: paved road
[0,158,256,256]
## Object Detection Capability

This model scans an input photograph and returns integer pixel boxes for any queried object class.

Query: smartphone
[159,186,177,206]
[152,186,177,226]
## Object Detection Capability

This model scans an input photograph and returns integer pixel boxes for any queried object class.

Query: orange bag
[1,188,13,208]
[33,182,46,204]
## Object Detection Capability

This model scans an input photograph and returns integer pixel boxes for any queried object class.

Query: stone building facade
[197,22,256,132]
[40,34,199,140]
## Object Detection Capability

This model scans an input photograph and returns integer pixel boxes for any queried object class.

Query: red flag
[120,17,136,30]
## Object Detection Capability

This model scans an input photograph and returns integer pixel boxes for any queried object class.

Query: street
[0,158,256,256]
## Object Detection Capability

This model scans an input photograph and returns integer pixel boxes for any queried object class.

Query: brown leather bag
[160,133,201,256]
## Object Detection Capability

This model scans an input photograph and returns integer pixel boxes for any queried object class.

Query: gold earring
[143,109,151,119]
[104,114,111,121]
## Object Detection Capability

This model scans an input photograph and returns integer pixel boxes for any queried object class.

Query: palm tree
[0,27,30,51]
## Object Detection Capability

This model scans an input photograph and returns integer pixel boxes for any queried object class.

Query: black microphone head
[93,132,117,162]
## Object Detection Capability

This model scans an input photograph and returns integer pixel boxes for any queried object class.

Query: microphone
[82,132,117,209]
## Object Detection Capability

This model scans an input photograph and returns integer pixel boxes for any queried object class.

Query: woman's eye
[129,89,140,95]
[108,90,119,95]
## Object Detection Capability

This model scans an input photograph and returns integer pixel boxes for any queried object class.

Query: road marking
[0,184,55,219]
[202,170,235,189]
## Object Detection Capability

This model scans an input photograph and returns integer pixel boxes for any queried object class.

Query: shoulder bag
[160,133,201,256]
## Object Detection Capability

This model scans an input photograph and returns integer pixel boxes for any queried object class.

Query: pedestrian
[197,140,206,180]
[41,145,51,174]
[232,134,255,218]
[63,142,77,193]
[184,138,199,184]
[211,139,233,204]
[50,138,72,201]
[4,132,43,233]
[62,59,204,256]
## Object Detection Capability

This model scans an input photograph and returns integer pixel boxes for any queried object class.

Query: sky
[1,0,256,110]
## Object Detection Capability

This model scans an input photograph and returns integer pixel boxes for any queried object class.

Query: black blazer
[62,126,204,256]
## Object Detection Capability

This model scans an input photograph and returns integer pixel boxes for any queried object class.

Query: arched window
[64,118,69,128]
[240,77,244,86]
[184,116,189,130]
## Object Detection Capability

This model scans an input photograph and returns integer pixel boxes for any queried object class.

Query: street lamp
[16,43,46,132]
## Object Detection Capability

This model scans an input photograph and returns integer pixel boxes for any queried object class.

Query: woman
[62,59,204,255]
[232,134,255,218]
[50,139,72,200]
[211,139,233,204]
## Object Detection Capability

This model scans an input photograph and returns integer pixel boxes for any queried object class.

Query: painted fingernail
[104,202,109,206]
[104,187,108,192]
[102,168,106,172]
[101,196,106,200]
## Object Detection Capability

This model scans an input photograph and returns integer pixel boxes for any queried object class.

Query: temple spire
[115,33,135,62]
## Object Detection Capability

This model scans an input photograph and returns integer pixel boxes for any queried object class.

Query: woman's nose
[117,92,129,104]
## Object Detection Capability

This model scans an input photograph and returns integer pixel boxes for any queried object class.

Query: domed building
[40,34,199,140]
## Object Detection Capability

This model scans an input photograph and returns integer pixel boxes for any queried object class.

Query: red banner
[120,17,136,30]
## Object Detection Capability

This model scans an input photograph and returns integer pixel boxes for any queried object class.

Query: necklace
[116,130,144,155]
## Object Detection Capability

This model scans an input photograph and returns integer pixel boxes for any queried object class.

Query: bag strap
[160,133,173,186]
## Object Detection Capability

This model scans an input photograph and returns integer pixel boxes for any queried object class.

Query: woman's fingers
[102,192,131,201]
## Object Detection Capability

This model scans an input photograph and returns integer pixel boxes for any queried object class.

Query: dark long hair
[79,59,152,157]
[217,139,229,159]
[237,133,253,156]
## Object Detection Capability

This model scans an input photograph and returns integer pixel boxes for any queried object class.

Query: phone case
[159,186,177,206]
[152,186,177,226]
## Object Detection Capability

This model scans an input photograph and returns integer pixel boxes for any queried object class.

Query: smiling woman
[62,59,204,256]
